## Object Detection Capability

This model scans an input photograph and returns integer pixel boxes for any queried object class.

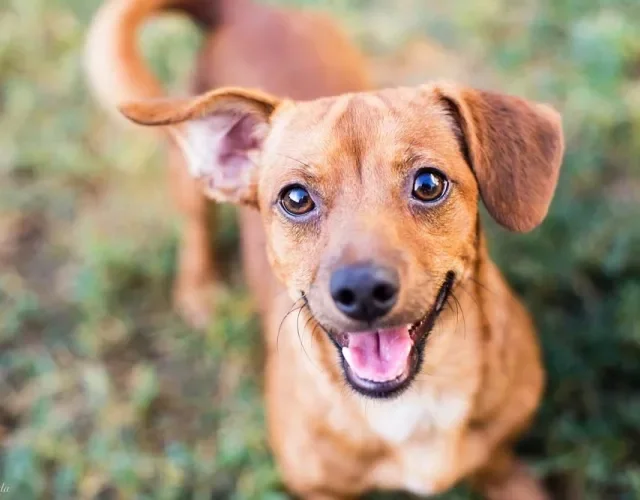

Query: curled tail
[84,0,239,120]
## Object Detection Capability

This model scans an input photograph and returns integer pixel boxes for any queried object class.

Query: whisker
[468,275,498,297]
[276,304,305,353]
[445,294,458,330]
[448,291,467,339]
[456,282,482,312]
[276,296,305,353]
[275,153,316,171]
[309,321,321,342]
[295,301,316,367]
[302,310,315,333]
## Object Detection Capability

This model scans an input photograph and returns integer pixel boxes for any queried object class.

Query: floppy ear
[433,83,564,232]
[119,88,281,206]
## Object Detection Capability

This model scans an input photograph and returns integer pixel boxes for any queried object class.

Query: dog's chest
[360,390,471,495]
[360,390,469,443]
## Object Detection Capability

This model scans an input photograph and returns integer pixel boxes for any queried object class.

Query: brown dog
[86,1,564,498]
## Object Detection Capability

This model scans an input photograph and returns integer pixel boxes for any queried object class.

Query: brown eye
[412,168,448,203]
[279,185,316,216]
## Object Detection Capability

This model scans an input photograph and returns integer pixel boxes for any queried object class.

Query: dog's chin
[323,272,455,400]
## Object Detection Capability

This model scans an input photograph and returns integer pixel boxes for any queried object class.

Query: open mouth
[328,272,455,399]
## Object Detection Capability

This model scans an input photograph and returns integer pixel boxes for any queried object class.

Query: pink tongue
[342,326,412,382]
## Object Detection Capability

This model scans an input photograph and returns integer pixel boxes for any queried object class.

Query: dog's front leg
[168,143,218,328]
[470,449,549,500]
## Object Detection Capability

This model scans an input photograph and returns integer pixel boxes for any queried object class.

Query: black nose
[330,264,399,322]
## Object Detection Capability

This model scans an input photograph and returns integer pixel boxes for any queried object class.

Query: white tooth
[342,347,354,367]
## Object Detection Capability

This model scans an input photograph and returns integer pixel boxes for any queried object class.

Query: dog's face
[121,83,563,398]
[256,91,481,398]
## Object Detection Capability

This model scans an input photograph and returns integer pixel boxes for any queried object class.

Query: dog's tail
[84,0,241,118]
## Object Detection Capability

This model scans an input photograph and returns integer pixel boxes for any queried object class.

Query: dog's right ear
[119,88,281,206]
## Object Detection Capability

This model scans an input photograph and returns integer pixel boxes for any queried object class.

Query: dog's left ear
[119,88,281,206]
[433,83,564,232]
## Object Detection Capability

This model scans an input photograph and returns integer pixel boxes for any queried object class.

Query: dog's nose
[330,264,399,321]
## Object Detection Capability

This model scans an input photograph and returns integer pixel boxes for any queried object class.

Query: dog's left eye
[279,185,316,216]
[412,168,448,203]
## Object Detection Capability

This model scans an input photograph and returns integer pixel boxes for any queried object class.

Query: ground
[0,0,639,499]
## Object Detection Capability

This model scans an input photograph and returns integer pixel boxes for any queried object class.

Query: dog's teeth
[342,347,353,367]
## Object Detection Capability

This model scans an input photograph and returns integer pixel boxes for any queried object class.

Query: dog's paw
[482,462,550,500]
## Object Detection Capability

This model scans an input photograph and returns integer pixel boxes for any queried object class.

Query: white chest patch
[359,390,470,444]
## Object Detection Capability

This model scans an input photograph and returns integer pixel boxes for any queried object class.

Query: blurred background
[1,0,639,498]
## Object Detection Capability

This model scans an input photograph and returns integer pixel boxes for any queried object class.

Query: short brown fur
[86,1,564,498]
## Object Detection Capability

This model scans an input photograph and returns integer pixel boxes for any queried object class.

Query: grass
[0,0,639,498]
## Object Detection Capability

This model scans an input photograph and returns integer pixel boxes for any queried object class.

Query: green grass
[0,0,639,498]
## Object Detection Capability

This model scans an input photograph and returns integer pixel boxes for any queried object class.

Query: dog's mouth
[326,272,455,399]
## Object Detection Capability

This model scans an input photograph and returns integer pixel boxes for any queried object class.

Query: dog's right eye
[279,185,316,217]
[412,168,449,203]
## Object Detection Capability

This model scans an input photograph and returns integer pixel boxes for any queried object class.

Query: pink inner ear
[184,111,266,201]
[218,114,262,176]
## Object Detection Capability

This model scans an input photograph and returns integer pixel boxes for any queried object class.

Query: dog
[86,0,564,498]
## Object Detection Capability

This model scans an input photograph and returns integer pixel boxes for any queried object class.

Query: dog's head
[121,83,563,398]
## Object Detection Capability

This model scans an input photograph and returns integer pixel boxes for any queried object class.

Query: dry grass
[0,0,639,498]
